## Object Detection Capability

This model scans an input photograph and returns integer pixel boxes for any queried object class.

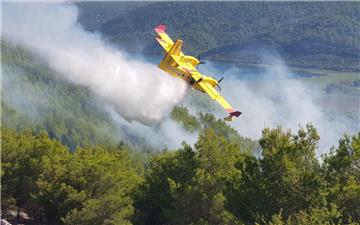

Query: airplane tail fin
[168,39,183,56]
[162,39,183,65]
[224,110,242,121]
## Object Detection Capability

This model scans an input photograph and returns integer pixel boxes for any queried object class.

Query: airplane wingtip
[230,110,242,117]
[224,109,242,121]
[155,24,166,33]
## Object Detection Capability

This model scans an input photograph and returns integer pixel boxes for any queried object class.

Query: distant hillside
[76,1,152,31]
[1,40,121,150]
[76,1,360,71]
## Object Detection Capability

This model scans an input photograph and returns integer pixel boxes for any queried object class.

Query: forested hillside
[2,2,360,225]
[1,40,255,152]
[2,38,359,225]
[2,40,121,150]
[77,1,360,71]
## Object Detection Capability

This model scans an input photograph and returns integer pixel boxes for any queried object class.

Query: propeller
[217,84,222,91]
[196,55,206,68]
[216,77,224,91]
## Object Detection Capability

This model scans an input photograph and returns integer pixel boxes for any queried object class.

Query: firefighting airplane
[154,24,241,121]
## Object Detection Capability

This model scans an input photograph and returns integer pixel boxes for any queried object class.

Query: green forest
[2,125,360,225]
[1,40,360,225]
[77,1,360,71]
[2,2,360,225]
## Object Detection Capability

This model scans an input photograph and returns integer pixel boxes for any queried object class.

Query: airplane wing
[197,79,241,121]
[171,55,202,81]
[171,56,241,120]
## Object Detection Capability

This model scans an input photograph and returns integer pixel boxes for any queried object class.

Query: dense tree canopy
[2,125,359,225]
[1,128,142,225]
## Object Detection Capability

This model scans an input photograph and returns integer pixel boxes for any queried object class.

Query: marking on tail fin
[155,24,166,33]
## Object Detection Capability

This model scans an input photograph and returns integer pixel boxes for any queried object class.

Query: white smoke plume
[106,106,198,150]
[205,58,359,155]
[3,2,357,154]
[2,2,187,124]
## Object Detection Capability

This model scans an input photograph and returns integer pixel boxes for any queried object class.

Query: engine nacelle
[183,55,200,67]
[202,76,218,88]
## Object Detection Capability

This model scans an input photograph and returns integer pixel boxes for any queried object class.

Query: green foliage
[61,148,141,225]
[291,204,342,225]
[133,126,360,225]
[200,112,259,152]
[322,133,360,223]
[226,124,325,223]
[1,127,70,221]
[265,205,343,225]
[1,127,142,225]
[133,144,198,225]
[170,105,201,132]
[3,126,360,225]
[134,128,244,225]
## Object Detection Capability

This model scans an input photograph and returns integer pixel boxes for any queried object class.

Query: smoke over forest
[2,2,358,154]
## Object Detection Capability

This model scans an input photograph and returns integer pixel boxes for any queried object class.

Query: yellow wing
[198,81,232,109]
[198,80,242,121]
[171,55,202,81]
[172,56,242,121]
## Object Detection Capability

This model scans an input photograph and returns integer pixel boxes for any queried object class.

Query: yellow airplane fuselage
[158,57,218,93]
